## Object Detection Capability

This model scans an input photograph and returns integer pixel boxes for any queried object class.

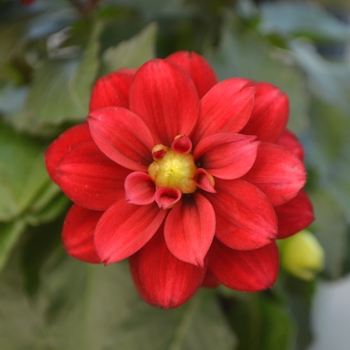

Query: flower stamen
[148,142,197,194]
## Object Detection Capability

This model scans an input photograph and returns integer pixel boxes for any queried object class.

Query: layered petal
[209,239,279,291]
[164,193,216,267]
[243,142,306,206]
[194,168,216,193]
[56,141,130,210]
[124,172,155,205]
[45,123,92,183]
[155,188,182,209]
[89,70,135,111]
[191,78,255,145]
[88,107,154,171]
[194,133,258,180]
[241,82,289,142]
[204,179,277,250]
[275,189,314,239]
[166,51,217,98]
[130,59,199,145]
[94,200,167,264]
[277,129,305,161]
[129,231,207,309]
[62,204,102,263]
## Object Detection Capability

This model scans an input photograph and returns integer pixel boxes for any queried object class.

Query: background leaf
[101,22,158,74]
[259,2,350,42]
[0,122,50,222]
[0,247,236,350]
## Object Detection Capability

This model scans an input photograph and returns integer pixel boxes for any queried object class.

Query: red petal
[124,172,155,205]
[155,188,182,209]
[194,168,216,193]
[209,239,279,292]
[194,133,259,180]
[241,82,289,142]
[275,189,314,239]
[164,193,216,267]
[204,179,277,250]
[277,129,305,161]
[88,107,154,171]
[243,142,306,206]
[62,204,102,263]
[191,78,255,145]
[56,142,130,210]
[89,70,134,111]
[45,123,92,184]
[171,134,192,154]
[129,231,206,309]
[130,59,199,145]
[166,51,218,98]
[94,200,167,264]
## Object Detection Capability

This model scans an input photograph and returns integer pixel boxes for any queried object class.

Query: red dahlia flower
[45,51,314,308]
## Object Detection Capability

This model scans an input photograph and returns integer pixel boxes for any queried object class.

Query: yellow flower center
[148,145,197,194]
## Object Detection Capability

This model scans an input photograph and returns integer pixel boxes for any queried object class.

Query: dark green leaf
[0,249,236,350]
[0,220,26,272]
[227,292,295,350]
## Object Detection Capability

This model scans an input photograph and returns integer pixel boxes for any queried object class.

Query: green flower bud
[280,230,324,281]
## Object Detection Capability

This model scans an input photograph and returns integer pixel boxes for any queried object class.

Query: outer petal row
[56,141,131,211]
[166,51,218,99]
[209,239,279,292]
[62,204,102,263]
[275,189,314,239]
[205,179,277,250]
[89,70,135,111]
[243,142,306,206]
[241,82,289,143]
[129,231,207,309]
[45,123,92,184]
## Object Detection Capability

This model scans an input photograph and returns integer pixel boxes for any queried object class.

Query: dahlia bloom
[45,51,314,308]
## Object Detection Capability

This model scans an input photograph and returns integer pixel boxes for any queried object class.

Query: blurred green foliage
[0,0,350,349]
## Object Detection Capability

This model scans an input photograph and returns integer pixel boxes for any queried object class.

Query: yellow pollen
[148,147,197,194]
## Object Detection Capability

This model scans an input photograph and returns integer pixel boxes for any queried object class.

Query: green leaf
[208,13,309,134]
[259,2,350,42]
[101,22,158,74]
[113,289,236,350]
[228,293,295,350]
[11,21,101,136]
[0,220,26,272]
[0,248,236,350]
[0,122,50,222]
[26,192,70,226]
[0,20,25,64]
